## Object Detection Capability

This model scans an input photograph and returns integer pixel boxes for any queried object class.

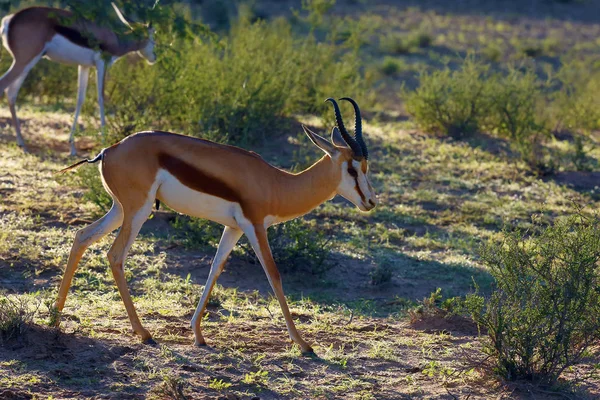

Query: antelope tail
[58,150,104,174]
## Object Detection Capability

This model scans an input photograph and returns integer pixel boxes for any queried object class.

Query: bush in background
[466,214,600,383]
[484,67,549,171]
[105,17,367,145]
[404,57,490,138]
[238,219,332,276]
[553,59,600,137]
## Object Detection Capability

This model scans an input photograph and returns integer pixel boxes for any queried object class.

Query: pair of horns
[112,2,156,29]
[326,97,368,159]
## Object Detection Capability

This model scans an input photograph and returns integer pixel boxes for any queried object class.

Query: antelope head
[303,97,377,212]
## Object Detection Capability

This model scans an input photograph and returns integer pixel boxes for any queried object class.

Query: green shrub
[553,59,600,136]
[75,164,113,214]
[239,219,331,276]
[467,214,600,383]
[379,31,433,55]
[105,18,367,145]
[380,57,403,76]
[379,32,411,54]
[171,216,331,276]
[370,261,393,286]
[410,31,433,49]
[171,215,223,250]
[404,57,490,137]
[484,67,548,171]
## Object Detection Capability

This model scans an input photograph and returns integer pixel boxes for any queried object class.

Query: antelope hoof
[143,337,157,346]
[48,306,61,328]
[195,339,207,347]
[301,345,315,355]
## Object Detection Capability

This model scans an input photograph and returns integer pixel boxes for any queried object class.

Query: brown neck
[115,34,146,56]
[275,155,340,219]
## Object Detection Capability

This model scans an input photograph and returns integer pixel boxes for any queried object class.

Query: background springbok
[0,3,156,155]
[55,98,377,354]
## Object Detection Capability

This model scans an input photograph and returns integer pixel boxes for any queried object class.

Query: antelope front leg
[243,224,314,354]
[191,226,243,346]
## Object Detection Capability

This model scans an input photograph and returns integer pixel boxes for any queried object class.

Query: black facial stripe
[354,177,366,203]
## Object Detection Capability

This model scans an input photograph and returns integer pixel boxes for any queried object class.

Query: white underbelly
[44,34,98,66]
[156,169,240,228]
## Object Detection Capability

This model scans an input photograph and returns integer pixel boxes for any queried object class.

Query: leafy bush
[239,219,331,276]
[171,216,223,250]
[370,261,393,286]
[105,18,367,145]
[75,164,113,214]
[380,57,403,76]
[379,31,433,55]
[553,59,600,136]
[466,214,600,383]
[404,57,490,138]
[484,67,548,171]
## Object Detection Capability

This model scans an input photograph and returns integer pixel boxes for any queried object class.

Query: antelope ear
[302,125,338,157]
[330,126,348,148]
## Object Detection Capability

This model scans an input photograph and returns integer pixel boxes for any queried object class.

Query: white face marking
[138,29,156,64]
[156,169,240,228]
[336,160,376,212]
[44,34,99,66]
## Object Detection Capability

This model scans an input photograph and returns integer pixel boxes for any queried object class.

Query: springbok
[0,3,156,155]
[55,98,377,353]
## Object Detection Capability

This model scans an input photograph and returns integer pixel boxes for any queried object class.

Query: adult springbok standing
[0,3,156,155]
[55,98,377,353]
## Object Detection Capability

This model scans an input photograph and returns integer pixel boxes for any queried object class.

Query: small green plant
[410,31,433,49]
[154,375,187,400]
[482,43,503,62]
[171,216,223,251]
[379,31,432,55]
[404,56,489,137]
[0,296,38,342]
[242,369,269,385]
[467,213,600,384]
[208,378,233,390]
[380,57,402,76]
[379,32,411,54]
[369,262,393,286]
[239,219,331,276]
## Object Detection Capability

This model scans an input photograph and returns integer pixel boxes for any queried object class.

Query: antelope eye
[347,167,358,177]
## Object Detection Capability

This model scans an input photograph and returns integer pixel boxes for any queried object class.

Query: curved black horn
[325,98,363,157]
[340,97,368,159]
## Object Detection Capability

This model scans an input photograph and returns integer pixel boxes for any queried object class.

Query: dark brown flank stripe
[157,153,242,204]
[54,25,108,51]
